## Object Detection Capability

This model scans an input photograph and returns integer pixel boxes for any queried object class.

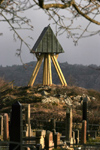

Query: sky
[0,5,100,67]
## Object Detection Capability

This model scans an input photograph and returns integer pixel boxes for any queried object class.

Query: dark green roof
[31,25,64,54]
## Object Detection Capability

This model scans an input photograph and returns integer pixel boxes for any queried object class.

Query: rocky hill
[0,80,100,124]
[0,61,100,91]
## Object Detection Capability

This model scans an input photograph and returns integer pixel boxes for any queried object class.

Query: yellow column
[47,55,50,85]
[51,55,64,85]
[28,55,44,86]
[45,55,48,85]
[43,54,52,86]
[49,55,52,85]
[54,55,67,85]
[55,54,58,59]
[51,54,67,86]
[43,54,48,85]
[43,55,46,85]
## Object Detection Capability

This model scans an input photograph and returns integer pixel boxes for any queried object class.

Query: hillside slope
[0,82,100,124]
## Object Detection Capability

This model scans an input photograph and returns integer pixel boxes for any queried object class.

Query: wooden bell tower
[28,25,67,86]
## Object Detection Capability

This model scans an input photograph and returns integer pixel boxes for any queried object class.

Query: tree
[0,0,100,52]
[36,0,100,43]
[0,0,34,56]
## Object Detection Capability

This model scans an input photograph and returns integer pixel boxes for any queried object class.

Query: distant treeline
[0,61,100,91]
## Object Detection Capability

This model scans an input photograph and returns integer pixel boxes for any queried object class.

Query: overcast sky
[0,6,100,67]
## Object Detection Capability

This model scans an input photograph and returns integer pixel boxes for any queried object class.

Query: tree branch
[73,2,100,25]
[1,13,31,51]
[38,0,44,8]
[41,0,74,9]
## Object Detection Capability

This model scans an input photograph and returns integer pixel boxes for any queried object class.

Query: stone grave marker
[54,132,61,149]
[81,120,87,144]
[0,115,3,139]
[25,104,30,125]
[3,113,9,141]
[65,107,73,145]
[82,97,88,121]
[36,130,46,149]
[52,129,56,142]
[45,131,54,150]
[72,131,76,144]
[9,101,23,150]
[36,144,42,150]
[75,129,79,144]
[25,124,32,137]
[50,119,56,131]
[25,104,32,137]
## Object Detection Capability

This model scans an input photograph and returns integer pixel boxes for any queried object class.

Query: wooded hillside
[0,61,100,91]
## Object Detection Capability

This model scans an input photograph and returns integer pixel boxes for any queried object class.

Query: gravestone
[45,131,54,150]
[3,113,9,141]
[82,97,88,121]
[36,144,42,150]
[82,97,88,140]
[36,130,46,149]
[81,120,87,144]
[25,124,32,137]
[72,131,76,144]
[65,107,73,144]
[54,132,61,149]
[75,129,79,144]
[0,115,3,138]
[50,119,56,131]
[25,104,30,125]
[9,101,23,150]
[52,129,56,142]
[25,104,32,137]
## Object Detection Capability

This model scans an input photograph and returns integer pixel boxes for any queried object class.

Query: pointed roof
[31,25,64,54]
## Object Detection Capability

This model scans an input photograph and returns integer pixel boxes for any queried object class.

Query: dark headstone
[50,119,56,130]
[82,98,87,121]
[36,144,42,150]
[65,107,72,142]
[9,101,23,150]
[54,132,60,149]
[75,129,79,144]
[52,129,56,142]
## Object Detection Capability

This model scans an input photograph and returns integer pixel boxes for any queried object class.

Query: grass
[86,137,100,145]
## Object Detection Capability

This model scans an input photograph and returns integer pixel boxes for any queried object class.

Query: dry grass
[0,79,100,123]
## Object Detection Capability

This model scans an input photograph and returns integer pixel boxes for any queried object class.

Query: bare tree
[35,0,100,43]
[0,0,34,58]
[1,0,100,53]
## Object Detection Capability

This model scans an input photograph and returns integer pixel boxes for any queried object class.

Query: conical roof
[31,25,64,54]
